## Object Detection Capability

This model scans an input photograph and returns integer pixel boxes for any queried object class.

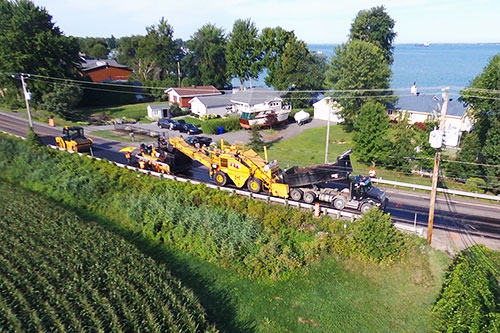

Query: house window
[387,110,393,115]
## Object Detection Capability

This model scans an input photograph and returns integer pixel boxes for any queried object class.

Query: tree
[41,82,83,120]
[0,0,80,104]
[136,18,181,82]
[325,40,392,131]
[387,113,416,173]
[185,24,228,89]
[259,27,296,88]
[248,126,264,151]
[349,6,397,65]
[451,55,500,193]
[116,35,144,68]
[352,102,390,165]
[271,39,327,107]
[89,43,108,58]
[226,19,262,89]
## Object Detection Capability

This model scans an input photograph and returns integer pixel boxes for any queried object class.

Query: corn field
[0,180,216,332]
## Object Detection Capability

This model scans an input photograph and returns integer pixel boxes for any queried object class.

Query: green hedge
[201,116,241,134]
[0,134,413,279]
[432,245,500,332]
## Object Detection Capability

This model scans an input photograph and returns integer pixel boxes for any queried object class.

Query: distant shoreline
[308,42,500,46]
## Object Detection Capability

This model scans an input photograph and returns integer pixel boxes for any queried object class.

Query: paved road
[1,111,499,252]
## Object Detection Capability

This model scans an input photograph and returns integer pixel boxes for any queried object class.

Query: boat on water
[240,105,291,129]
[415,42,430,47]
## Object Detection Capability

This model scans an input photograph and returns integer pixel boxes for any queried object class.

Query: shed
[147,104,170,120]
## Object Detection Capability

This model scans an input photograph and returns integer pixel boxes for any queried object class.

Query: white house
[388,93,473,133]
[229,88,284,114]
[147,104,170,120]
[313,97,343,123]
[189,95,233,117]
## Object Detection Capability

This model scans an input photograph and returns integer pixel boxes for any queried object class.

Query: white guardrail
[371,178,500,202]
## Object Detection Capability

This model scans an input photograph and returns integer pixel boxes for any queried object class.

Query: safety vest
[125,152,131,159]
[139,160,146,169]
[369,168,376,178]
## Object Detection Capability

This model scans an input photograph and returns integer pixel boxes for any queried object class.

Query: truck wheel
[290,189,303,201]
[360,203,374,214]
[214,171,228,186]
[333,197,346,210]
[247,177,262,193]
[303,191,316,204]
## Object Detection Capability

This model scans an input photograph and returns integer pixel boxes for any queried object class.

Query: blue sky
[35,0,500,44]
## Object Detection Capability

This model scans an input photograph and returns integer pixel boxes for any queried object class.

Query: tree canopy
[352,102,390,165]
[226,19,262,89]
[259,27,296,88]
[349,6,397,65]
[325,39,392,131]
[449,55,500,192]
[0,0,80,103]
[184,24,228,89]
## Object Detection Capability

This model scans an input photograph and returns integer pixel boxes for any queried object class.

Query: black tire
[360,202,374,214]
[303,191,316,204]
[333,197,346,210]
[214,171,228,186]
[290,189,303,201]
[247,177,262,193]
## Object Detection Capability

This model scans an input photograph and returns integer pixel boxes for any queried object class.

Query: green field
[0,180,215,332]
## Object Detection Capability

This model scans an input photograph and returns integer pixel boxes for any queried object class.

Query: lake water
[232,43,500,92]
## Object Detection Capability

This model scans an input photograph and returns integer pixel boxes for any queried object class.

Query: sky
[34,0,500,44]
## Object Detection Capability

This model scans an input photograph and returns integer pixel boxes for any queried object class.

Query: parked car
[157,118,173,129]
[185,136,212,147]
[179,123,201,135]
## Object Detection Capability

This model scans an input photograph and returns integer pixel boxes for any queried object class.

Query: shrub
[350,209,406,262]
[201,116,241,134]
[464,177,486,193]
[432,245,500,332]
[170,104,190,117]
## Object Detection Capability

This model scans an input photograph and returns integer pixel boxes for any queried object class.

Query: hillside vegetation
[0,180,215,332]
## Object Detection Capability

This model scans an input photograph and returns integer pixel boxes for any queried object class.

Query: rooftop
[390,93,468,117]
[165,86,221,97]
[78,56,129,72]
[190,95,232,108]
[230,88,282,105]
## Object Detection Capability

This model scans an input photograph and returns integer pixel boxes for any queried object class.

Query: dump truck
[56,126,93,152]
[282,150,388,213]
[169,137,387,212]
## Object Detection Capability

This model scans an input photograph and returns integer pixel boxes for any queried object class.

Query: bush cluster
[432,245,500,332]
[0,134,413,279]
[201,116,241,134]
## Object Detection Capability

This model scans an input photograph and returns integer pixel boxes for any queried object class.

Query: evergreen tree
[352,102,390,165]
[248,126,264,151]
[349,6,397,65]
[226,19,262,89]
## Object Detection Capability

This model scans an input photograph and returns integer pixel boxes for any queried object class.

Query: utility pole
[427,87,449,244]
[325,106,331,163]
[20,73,33,129]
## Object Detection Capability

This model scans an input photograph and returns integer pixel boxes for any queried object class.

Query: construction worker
[369,166,376,178]
[125,151,132,165]
[138,159,146,169]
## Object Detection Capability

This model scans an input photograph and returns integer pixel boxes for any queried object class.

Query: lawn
[178,115,203,126]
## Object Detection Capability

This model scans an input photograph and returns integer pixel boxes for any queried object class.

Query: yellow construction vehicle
[55,126,93,152]
[169,137,289,198]
[120,142,192,174]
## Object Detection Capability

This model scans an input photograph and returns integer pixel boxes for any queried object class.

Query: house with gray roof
[388,93,473,133]
[229,88,284,114]
[189,95,233,116]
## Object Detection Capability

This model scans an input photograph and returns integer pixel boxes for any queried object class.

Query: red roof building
[165,86,222,108]
[78,56,132,82]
